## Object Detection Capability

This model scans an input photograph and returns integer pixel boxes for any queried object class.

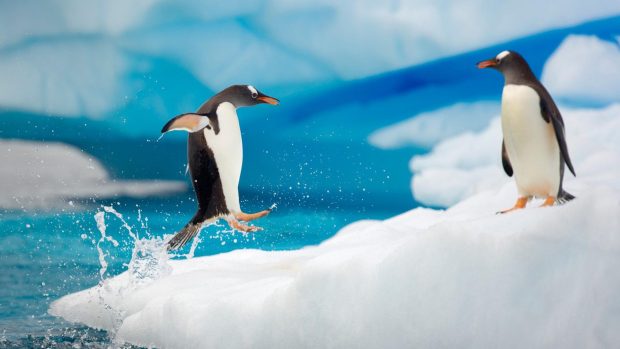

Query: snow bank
[410,104,620,207]
[368,101,499,149]
[50,103,620,348]
[0,140,185,210]
[542,35,620,105]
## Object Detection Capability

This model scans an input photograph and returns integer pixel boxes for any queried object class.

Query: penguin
[161,85,279,249]
[477,50,575,213]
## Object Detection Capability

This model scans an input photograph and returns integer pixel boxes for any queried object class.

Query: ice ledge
[50,179,620,348]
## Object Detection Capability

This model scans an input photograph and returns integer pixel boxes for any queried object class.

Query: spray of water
[92,205,173,341]
[186,228,202,259]
[93,211,119,281]
[94,206,173,285]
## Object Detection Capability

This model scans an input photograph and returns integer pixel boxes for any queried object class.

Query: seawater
[0,194,403,347]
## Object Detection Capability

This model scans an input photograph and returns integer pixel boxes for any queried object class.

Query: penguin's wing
[535,85,576,176]
[161,113,210,133]
[502,140,513,177]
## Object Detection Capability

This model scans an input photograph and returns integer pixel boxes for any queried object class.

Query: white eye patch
[496,50,510,60]
[247,85,258,96]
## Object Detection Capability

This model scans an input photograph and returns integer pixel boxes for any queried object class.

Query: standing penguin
[477,50,575,213]
[161,85,279,249]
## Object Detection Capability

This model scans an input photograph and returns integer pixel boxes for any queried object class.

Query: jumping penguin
[477,50,575,213]
[161,85,279,249]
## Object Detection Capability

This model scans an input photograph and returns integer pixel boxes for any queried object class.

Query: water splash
[94,206,172,285]
[91,205,172,341]
[102,206,138,241]
[93,211,119,281]
[185,228,203,259]
[127,236,171,287]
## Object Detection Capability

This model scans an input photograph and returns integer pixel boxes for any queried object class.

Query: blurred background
[1,0,619,345]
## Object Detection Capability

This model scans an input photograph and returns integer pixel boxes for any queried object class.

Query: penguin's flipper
[501,140,513,177]
[537,89,576,176]
[161,113,210,133]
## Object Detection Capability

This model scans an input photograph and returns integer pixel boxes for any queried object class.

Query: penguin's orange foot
[235,210,270,222]
[226,218,263,233]
[540,196,556,207]
[497,197,529,214]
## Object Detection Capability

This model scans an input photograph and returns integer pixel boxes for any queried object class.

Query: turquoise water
[0,193,406,347]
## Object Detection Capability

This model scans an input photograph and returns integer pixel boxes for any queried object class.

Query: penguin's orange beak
[477,59,497,69]
[257,95,279,105]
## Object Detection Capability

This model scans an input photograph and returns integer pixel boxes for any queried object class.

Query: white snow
[542,35,620,105]
[2,1,620,116]
[368,101,499,149]
[0,140,185,210]
[410,104,620,207]
[49,102,620,348]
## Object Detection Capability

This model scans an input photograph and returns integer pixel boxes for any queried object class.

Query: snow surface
[410,104,620,207]
[2,1,620,117]
[368,101,499,149]
[542,35,620,105]
[50,103,620,348]
[0,140,185,210]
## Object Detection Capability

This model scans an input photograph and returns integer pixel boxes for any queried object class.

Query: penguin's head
[159,85,279,135]
[476,50,531,76]
[218,85,279,108]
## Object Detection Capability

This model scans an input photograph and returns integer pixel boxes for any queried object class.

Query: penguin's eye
[251,92,258,99]
[496,58,500,63]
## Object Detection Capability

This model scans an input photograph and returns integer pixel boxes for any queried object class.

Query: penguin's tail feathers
[166,221,203,251]
[557,190,576,205]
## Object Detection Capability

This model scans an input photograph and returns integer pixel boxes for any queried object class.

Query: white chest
[501,85,560,197]
[202,102,243,212]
